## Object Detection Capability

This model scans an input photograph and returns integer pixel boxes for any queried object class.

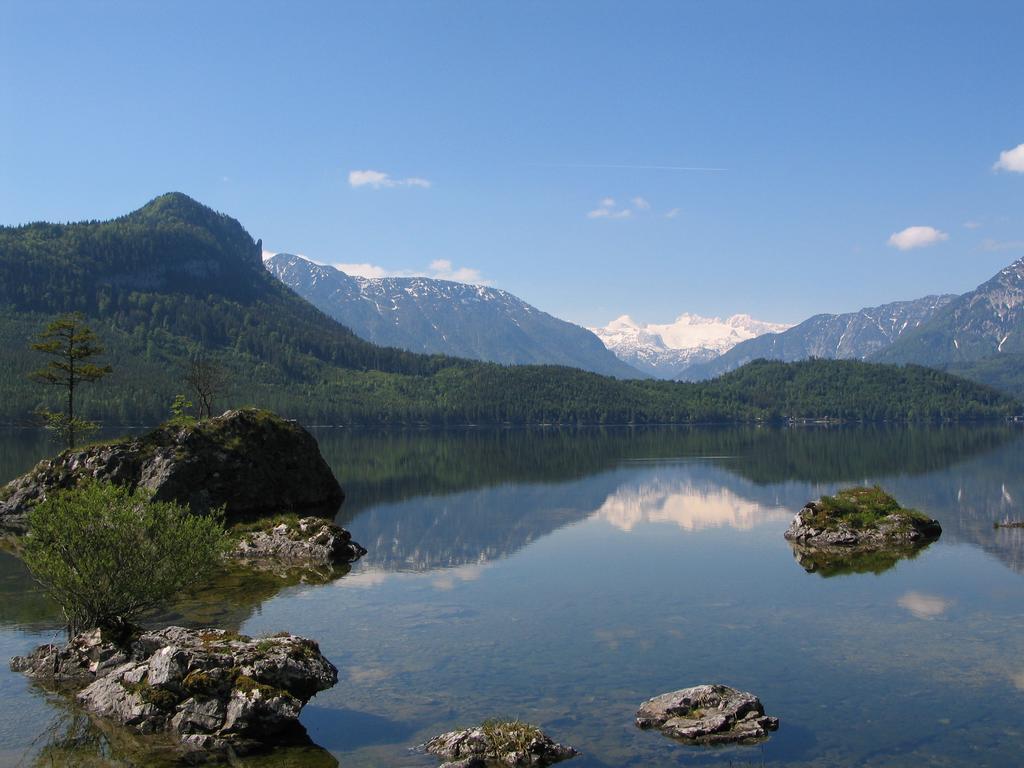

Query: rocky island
[635,684,779,745]
[12,625,337,755]
[231,515,367,566]
[784,487,941,576]
[4,407,365,761]
[423,721,577,768]
[0,408,344,531]
[785,487,941,548]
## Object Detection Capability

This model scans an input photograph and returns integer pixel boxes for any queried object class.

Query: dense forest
[0,193,1018,427]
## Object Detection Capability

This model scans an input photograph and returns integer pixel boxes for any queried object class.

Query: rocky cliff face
[0,409,344,530]
[876,258,1024,365]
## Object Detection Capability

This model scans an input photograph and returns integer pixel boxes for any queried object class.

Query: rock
[784,488,941,553]
[231,516,366,566]
[635,684,779,745]
[11,625,338,756]
[0,408,344,530]
[423,722,577,767]
[9,626,131,683]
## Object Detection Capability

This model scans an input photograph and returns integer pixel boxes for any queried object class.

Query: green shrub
[815,485,929,529]
[22,480,228,636]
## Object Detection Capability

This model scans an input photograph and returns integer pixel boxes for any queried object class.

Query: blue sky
[2,1,1022,327]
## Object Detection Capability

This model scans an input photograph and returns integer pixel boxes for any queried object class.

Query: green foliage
[22,481,228,635]
[168,395,196,426]
[34,409,99,449]
[479,720,545,754]
[814,486,929,529]
[28,313,112,447]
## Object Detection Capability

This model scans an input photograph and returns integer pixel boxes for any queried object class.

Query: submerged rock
[423,721,577,767]
[11,625,337,755]
[784,486,941,551]
[636,684,778,745]
[232,516,366,566]
[0,408,344,530]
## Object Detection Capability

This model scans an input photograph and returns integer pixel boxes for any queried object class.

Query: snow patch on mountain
[590,313,792,378]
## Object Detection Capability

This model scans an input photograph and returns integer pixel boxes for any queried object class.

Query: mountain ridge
[875,258,1024,365]
[683,295,957,380]
[0,192,1014,425]
[266,253,642,378]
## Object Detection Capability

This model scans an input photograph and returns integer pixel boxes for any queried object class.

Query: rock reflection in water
[27,696,339,767]
[788,542,933,578]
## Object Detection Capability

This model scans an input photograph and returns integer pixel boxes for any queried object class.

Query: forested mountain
[266,253,640,378]
[0,193,1015,426]
[684,295,956,380]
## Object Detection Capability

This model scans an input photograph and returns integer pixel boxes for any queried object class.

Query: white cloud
[632,196,651,210]
[994,143,1024,173]
[587,198,634,219]
[335,259,490,285]
[261,249,277,262]
[887,225,949,251]
[665,208,682,219]
[963,220,982,230]
[335,262,405,279]
[348,169,432,189]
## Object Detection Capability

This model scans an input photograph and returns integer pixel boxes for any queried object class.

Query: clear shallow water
[2,425,1024,766]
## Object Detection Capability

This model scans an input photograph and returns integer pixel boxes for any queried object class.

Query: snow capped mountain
[686,295,957,380]
[266,254,643,378]
[590,313,792,378]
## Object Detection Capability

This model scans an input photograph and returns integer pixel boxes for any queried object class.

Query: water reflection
[3,425,1024,767]
[897,591,953,620]
[0,555,353,634]
[312,424,1019,520]
[596,474,791,532]
[788,542,934,578]
[25,696,339,767]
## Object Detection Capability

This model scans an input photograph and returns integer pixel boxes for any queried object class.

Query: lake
[2,424,1024,766]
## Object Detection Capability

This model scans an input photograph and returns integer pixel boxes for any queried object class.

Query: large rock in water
[0,409,343,530]
[231,516,367,565]
[11,625,337,755]
[635,684,779,745]
[423,722,577,768]
[784,487,941,551]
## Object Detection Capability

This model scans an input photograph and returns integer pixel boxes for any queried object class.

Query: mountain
[266,253,641,378]
[590,313,791,378]
[0,192,1013,425]
[875,259,1024,365]
[683,295,956,380]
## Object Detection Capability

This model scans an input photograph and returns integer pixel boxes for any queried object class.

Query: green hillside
[0,194,1016,426]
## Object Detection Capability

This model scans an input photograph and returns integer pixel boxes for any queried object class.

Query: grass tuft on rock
[812,486,930,530]
[480,719,544,754]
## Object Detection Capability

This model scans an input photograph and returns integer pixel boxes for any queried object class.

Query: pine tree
[30,313,112,448]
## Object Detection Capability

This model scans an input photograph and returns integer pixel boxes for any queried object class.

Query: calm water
[2,425,1024,766]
